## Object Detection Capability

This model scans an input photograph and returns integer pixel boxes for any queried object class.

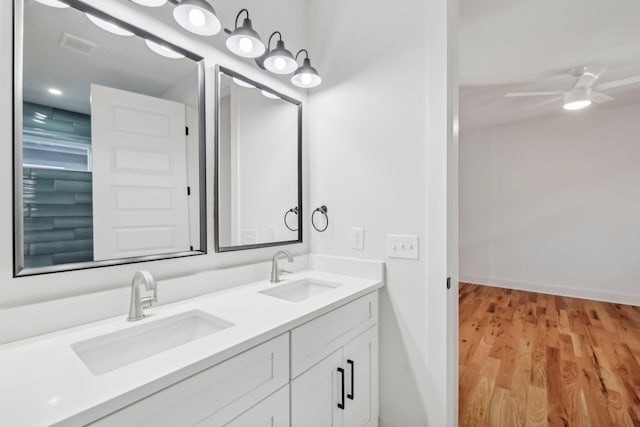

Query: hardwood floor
[459,283,640,427]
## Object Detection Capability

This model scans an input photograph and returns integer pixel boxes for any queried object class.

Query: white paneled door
[91,84,190,261]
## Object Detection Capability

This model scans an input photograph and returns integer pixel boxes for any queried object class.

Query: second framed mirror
[214,66,302,252]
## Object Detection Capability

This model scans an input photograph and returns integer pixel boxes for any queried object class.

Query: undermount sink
[71,310,233,375]
[259,279,342,302]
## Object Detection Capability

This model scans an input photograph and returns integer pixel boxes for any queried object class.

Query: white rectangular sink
[71,310,233,375]
[259,279,342,302]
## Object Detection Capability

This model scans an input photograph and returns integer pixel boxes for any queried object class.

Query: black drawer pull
[347,359,355,400]
[337,367,345,410]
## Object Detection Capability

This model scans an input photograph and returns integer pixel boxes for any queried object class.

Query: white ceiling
[23,1,198,115]
[459,0,640,129]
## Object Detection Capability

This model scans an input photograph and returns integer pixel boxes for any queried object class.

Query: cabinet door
[343,326,378,427]
[291,349,344,427]
[197,385,289,427]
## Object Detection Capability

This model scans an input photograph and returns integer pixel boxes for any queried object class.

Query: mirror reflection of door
[90,84,190,260]
[18,0,204,273]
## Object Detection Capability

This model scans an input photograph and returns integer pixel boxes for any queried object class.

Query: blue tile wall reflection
[23,167,93,268]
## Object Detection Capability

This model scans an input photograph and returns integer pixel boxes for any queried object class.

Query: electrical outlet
[387,234,419,259]
[351,227,365,251]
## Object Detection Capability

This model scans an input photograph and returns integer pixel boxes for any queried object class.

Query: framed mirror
[13,0,207,276]
[215,67,302,252]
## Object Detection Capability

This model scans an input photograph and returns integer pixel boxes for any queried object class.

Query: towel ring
[312,205,329,232]
[284,207,299,231]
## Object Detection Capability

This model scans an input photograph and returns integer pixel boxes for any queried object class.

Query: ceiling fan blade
[505,91,564,98]
[596,74,640,91]
[591,92,614,104]
[574,64,609,89]
[524,96,563,110]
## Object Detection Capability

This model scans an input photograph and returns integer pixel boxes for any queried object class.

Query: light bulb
[239,37,253,53]
[301,74,312,85]
[189,8,206,27]
[563,100,591,111]
[274,57,286,71]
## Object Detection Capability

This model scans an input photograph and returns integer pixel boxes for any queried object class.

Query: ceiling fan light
[563,87,592,111]
[291,58,322,88]
[173,0,221,36]
[226,17,265,58]
[130,0,167,6]
[35,0,69,8]
[264,40,297,75]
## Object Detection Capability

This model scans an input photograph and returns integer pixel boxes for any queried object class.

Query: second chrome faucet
[127,270,157,321]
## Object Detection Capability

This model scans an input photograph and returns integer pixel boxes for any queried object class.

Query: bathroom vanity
[0,264,382,427]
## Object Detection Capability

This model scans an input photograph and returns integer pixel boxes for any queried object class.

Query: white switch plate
[351,227,365,251]
[387,234,419,259]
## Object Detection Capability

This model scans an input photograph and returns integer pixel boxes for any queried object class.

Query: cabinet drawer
[90,333,289,427]
[291,292,378,378]
[196,385,290,427]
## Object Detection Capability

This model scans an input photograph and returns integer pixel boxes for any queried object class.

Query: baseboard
[460,274,640,306]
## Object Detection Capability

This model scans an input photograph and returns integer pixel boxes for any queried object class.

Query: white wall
[460,103,640,305]
[308,0,453,425]
[0,0,309,335]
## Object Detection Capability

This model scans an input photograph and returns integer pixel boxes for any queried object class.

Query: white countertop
[0,269,383,427]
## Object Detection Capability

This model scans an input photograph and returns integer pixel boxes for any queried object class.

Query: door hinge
[446,277,451,290]
[185,126,189,136]
[187,186,191,196]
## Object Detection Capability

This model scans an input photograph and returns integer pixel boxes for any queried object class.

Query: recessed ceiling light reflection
[261,90,280,100]
[233,77,255,89]
[144,39,185,59]
[48,88,62,96]
[86,14,134,37]
[32,118,46,124]
[35,0,69,8]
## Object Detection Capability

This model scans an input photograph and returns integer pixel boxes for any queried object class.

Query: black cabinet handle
[347,359,355,400]
[337,367,345,410]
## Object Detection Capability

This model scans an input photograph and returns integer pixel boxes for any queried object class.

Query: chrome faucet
[270,250,294,283]
[127,270,157,321]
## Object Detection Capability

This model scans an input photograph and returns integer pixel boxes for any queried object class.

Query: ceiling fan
[504,65,640,111]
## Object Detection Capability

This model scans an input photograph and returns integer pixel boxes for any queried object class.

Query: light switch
[387,234,419,259]
[351,227,365,251]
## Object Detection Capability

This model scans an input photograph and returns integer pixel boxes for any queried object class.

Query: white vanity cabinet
[291,292,379,427]
[87,291,379,427]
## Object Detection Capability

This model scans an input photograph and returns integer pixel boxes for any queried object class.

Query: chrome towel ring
[284,207,299,231]
[312,205,329,232]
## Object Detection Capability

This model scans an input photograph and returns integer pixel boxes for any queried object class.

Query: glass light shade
[86,14,134,36]
[291,58,322,88]
[145,39,185,59]
[563,87,592,111]
[233,77,256,89]
[35,0,69,8]
[226,18,265,58]
[173,0,221,36]
[261,90,280,100]
[263,40,297,75]
[131,0,167,6]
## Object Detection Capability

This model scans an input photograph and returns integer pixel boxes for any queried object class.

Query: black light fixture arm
[267,31,283,50]
[295,49,309,62]
[234,8,249,28]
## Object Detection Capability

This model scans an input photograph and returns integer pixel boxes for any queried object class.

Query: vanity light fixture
[291,49,322,88]
[130,0,167,6]
[35,0,69,8]
[258,32,297,75]
[144,39,185,59]
[173,0,221,36]
[563,87,592,111]
[232,77,256,89]
[86,14,134,36]
[225,9,265,58]
[261,90,281,100]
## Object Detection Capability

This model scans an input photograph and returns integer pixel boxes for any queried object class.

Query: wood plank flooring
[459,283,640,427]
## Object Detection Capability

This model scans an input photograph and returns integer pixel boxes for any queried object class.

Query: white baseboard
[460,274,640,306]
